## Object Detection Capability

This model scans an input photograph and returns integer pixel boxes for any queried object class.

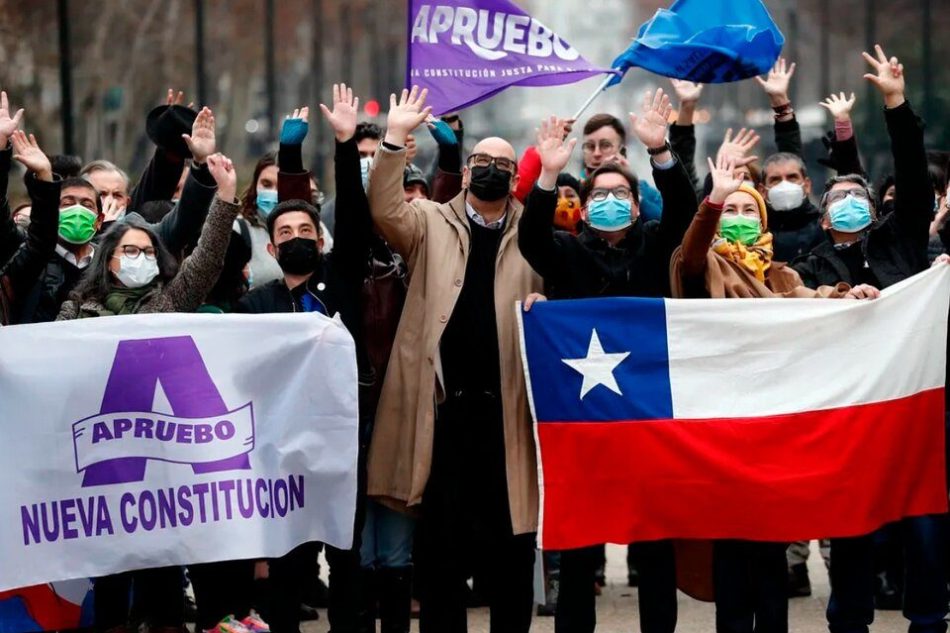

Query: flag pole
[571,71,618,121]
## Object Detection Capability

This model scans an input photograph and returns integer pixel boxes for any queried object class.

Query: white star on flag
[561,329,631,399]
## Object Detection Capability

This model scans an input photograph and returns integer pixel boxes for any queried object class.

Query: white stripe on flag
[665,266,950,419]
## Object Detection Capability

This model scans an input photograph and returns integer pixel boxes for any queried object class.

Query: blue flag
[607,0,784,86]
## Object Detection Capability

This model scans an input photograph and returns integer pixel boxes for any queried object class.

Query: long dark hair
[70,216,178,303]
[240,153,277,228]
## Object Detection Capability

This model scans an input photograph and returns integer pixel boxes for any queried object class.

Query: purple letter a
[82,336,250,487]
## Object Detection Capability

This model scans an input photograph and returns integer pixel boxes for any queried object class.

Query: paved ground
[300,542,908,632]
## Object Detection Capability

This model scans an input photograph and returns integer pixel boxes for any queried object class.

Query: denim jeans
[828,514,949,633]
[361,498,415,569]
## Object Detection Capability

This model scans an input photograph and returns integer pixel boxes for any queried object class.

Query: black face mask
[277,237,321,275]
[880,199,895,217]
[469,164,512,202]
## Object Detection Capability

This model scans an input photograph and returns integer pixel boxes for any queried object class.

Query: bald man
[365,87,542,633]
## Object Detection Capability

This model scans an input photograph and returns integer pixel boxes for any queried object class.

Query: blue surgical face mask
[586,194,633,232]
[256,189,278,218]
[827,195,872,233]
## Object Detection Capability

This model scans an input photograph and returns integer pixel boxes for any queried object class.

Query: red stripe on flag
[538,388,948,550]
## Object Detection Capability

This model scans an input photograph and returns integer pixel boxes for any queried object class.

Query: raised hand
[862,44,905,108]
[670,79,704,104]
[281,106,310,145]
[207,153,237,202]
[11,130,52,182]
[819,92,857,122]
[166,88,185,106]
[102,196,126,222]
[182,107,216,164]
[166,88,194,110]
[319,83,359,142]
[0,90,24,148]
[707,155,744,205]
[755,57,796,106]
[384,86,432,147]
[629,88,672,151]
[716,127,760,167]
[537,115,578,184]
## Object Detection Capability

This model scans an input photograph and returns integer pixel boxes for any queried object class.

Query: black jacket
[0,146,61,325]
[236,137,371,366]
[15,161,217,324]
[793,101,931,290]
[770,199,825,262]
[518,156,696,299]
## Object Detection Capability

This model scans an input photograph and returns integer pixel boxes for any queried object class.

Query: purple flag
[407,0,613,114]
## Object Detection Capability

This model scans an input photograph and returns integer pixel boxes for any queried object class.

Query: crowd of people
[1,40,949,633]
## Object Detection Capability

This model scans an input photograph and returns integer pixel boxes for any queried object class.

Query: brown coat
[671,200,850,299]
[365,144,543,534]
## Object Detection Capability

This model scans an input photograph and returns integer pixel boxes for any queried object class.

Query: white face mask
[767,180,806,211]
[359,157,373,192]
[114,253,159,288]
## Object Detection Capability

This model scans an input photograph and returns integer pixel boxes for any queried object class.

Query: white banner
[0,312,359,591]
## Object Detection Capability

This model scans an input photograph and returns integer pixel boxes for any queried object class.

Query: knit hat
[737,183,768,230]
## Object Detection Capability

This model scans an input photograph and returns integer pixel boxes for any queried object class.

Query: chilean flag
[519,267,950,550]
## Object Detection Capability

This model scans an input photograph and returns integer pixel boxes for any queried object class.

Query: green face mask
[719,215,761,246]
[59,205,98,244]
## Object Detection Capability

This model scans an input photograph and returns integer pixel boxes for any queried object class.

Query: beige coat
[365,145,543,534]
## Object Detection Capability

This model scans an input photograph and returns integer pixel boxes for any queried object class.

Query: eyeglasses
[114,245,157,260]
[467,153,517,174]
[582,140,619,154]
[822,187,870,207]
[589,186,633,202]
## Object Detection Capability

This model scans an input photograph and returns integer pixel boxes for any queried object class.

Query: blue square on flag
[521,297,673,422]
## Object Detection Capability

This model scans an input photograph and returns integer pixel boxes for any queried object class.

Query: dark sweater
[440,218,503,395]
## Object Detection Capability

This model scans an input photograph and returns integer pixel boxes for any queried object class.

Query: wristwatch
[646,140,671,156]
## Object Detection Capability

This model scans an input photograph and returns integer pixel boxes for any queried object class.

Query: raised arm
[151,106,218,253]
[369,86,432,260]
[3,131,60,306]
[428,114,465,203]
[863,45,931,259]
[669,79,703,192]
[629,87,697,250]
[320,83,373,284]
[165,154,239,312]
[518,116,578,281]
[0,89,24,264]
[756,58,801,156]
[818,92,864,176]
[277,107,313,203]
[128,90,195,213]
[679,156,743,279]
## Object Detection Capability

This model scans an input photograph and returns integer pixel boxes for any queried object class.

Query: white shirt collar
[56,243,95,269]
[465,201,506,230]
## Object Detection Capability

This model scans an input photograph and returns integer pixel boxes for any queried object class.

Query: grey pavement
[303,542,907,632]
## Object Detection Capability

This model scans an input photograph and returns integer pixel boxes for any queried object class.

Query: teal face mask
[586,194,633,232]
[828,195,872,233]
[256,189,279,218]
